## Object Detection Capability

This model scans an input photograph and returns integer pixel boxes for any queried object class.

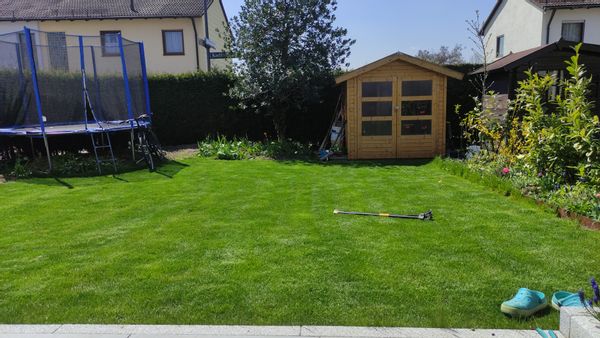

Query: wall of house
[544,8,600,45]
[483,0,544,62]
[11,0,231,74]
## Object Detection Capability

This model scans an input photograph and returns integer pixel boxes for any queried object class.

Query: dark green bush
[148,71,340,146]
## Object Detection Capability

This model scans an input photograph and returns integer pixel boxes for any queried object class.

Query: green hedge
[148,72,340,146]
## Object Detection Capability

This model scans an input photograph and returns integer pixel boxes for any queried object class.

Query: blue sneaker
[501,288,548,317]
[551,291,585,310]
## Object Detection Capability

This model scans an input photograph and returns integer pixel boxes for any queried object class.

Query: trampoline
[0,27,153,172]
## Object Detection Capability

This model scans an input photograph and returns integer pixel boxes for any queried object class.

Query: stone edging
[560,307,600,338]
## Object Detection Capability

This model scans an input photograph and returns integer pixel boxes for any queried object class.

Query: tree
[466,10,492,99]
[416,45,464,65]
[228,0,354,140]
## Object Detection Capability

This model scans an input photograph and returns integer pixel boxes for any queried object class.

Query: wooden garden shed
[336,52,464,160]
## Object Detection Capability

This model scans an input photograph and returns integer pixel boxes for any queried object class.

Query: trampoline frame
[0,27,153,172]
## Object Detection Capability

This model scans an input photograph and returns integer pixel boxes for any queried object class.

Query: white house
[481,0,600,62]
[0,0,230,74]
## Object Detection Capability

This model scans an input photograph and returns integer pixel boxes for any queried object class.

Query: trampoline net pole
[139,42,152,116]
[118,34,135,127]
[79,36,88,131]
[24,26,52,171]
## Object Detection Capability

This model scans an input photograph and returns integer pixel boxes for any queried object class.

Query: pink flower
[502,167,510,175]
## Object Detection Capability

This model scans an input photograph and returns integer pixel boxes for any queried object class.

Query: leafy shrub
[198,136,314,160]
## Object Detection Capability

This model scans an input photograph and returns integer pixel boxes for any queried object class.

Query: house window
[496,35,505,58]
[100,31,121,56]
[162,30,185,55]
[562,22,584,43]
[47,32,68,71]
[17,32,36,69]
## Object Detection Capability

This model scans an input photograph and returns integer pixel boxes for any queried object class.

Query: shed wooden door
[396,77,438,158]
[356,78,397,158]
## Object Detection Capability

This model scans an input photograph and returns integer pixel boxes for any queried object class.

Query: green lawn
[0,158,598,329]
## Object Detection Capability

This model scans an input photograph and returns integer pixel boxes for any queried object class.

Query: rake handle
[334,209,433,221]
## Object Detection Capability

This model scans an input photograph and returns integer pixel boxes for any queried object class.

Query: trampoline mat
[0,120,148,136]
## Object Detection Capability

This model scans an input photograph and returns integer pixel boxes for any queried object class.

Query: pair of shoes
[501,288,585,318]
[501,288,548,317]
[551,291,585,310]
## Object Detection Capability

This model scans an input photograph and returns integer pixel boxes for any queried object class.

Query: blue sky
[222,0,497,67]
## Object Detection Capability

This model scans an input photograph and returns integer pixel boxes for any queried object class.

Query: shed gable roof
[0,0,215,21]
[335,52,464,85]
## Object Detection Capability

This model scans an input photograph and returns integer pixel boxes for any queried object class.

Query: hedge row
[148,72,341,146]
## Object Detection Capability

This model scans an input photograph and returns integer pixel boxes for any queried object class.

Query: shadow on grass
[274,158,435,168]
[12,160,190,187]
[153,160,189,178]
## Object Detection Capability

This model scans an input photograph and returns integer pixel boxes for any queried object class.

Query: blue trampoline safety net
[0,28,150,134]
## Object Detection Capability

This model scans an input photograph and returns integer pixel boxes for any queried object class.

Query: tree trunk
[273,112,287,141]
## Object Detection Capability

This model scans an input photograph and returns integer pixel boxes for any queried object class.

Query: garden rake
[334,209,433,221]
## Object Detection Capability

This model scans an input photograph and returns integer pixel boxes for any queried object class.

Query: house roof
[481,0,600,35]
[335,52,464,85]
[471,40,600,74]
[0,0,215,21]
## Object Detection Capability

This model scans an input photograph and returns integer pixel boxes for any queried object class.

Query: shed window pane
[402,80,432,96]
[401,120,432,135]
[402,100,432,116]
[362,81,393,97]
[362,101,392,117]
[362,121,392,136]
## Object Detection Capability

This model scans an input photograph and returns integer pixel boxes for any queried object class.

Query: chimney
[130,0,137,12]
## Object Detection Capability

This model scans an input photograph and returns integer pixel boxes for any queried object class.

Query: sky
[221,0,497,68]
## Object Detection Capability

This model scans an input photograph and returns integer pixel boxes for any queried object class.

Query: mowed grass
[0,158,599,329]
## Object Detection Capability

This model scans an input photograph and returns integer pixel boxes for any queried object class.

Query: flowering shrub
[457,44,600,221]
[198,135,314,160]
[579,277,600,320]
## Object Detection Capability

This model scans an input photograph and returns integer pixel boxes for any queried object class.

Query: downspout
[204,0,211,71]
[190,17,200,72]
[546,9,556,44]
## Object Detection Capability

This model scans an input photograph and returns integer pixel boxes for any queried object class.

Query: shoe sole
[551,301,560,311]
[501,302,548,317]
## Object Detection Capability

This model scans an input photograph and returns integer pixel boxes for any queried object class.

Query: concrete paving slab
[0,325,61,334]
[0,325,564,338]
[301,326,557,337]
[0,335,127,338]
[56,325,301,336]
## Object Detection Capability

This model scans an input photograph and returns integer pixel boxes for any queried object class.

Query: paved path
[0,325,561,338]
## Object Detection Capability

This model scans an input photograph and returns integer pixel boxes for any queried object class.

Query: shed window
[402,80,432,96]
[496,35,504,58]
[362,101,393,117]
[162,30,185,55]
[562,22,584,42]
[401,120,432,136]
[101,31,121,56]
[362,121,392,136]
[402,100,432,116]
[362,81,393,97]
